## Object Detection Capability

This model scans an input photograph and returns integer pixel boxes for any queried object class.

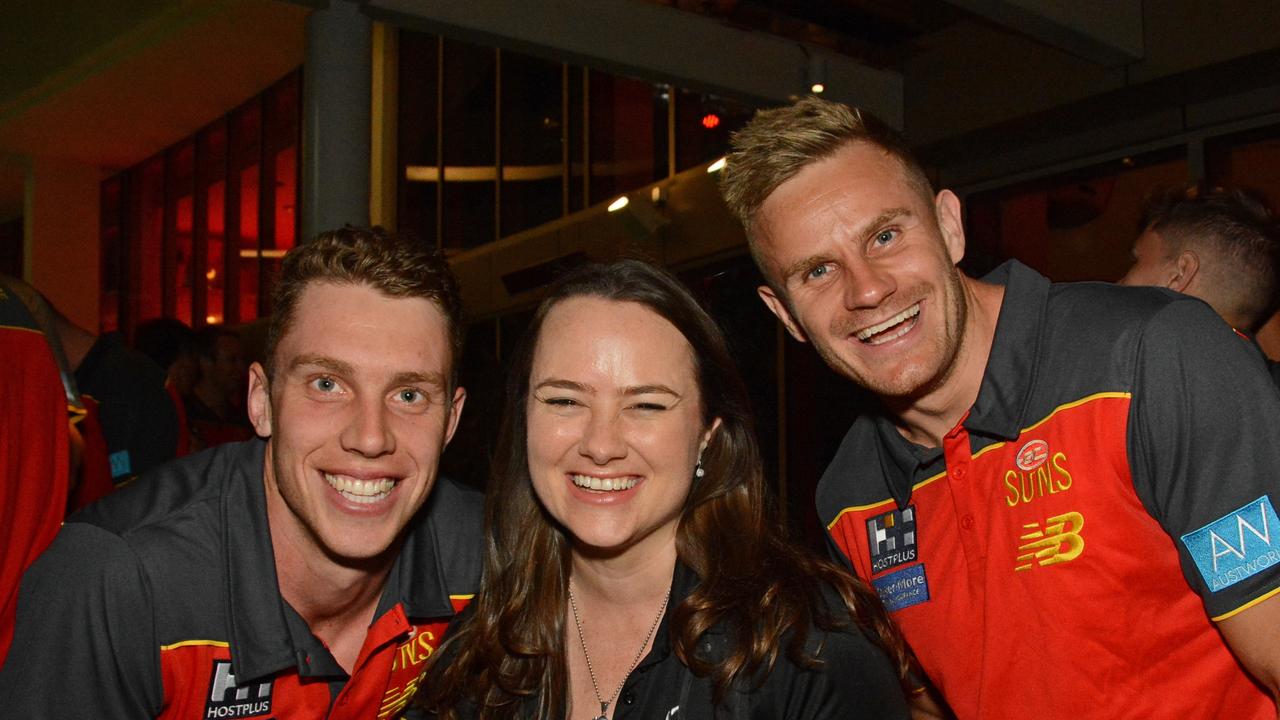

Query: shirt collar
[855,260,1050,508]
[962,260,1051,441]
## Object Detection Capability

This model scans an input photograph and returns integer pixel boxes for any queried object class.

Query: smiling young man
[0,227,482,718]
[721,97,1280,718]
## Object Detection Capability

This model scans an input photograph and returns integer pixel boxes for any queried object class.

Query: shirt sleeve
[0,522,162,716]
[1127,297,1280,618]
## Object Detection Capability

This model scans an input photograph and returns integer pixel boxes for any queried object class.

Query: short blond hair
[721,96,933,248]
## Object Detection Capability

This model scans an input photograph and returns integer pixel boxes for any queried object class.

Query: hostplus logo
[204,661,273,719]
[867,505,918,574]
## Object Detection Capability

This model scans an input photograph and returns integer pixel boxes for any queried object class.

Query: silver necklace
[567,580,670,720]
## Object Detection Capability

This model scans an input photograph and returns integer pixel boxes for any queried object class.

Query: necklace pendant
[593,700,609,720]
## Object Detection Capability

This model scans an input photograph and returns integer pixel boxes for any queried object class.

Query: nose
[341,394,395,458]
[842,257,895,309]
[578,409,627,465]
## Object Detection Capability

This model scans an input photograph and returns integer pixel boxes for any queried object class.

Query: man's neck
[887,274,1005,448]
[265,482,397,673]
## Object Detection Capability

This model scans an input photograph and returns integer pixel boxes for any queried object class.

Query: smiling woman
[421,259,913,720]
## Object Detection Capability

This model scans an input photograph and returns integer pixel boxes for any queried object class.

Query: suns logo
[1015,439,1049,471]
[1004,440,1073,508]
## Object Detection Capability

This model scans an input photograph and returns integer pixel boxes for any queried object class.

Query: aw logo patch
[867,505,918,574]
[205,661,273,719]
[1182,496,1280,592]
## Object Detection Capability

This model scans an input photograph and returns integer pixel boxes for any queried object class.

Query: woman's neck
[569,536,677,607]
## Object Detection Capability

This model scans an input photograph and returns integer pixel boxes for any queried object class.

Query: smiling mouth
[854,303,920,345]
[324,472,397,504]
[571,474,638,492]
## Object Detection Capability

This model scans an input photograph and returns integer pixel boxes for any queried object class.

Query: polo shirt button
[623,690,636,705]
[952,466,966,481]
[960,514,974,530]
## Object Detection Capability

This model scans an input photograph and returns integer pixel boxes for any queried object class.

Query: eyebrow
[291,355,445,389]
[291,354,354,376]
[779,207,913,281]
[533,379,682,398]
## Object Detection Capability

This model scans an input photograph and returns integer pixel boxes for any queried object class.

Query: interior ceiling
[646,0,968,69]
[4,0,1280,221]
[0,0,308,220]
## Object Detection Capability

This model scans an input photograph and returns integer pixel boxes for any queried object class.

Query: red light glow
[701,113,721,129]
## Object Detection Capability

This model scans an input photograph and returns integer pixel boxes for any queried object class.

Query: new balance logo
[204,661,272,719]
[1015,511,1084,571]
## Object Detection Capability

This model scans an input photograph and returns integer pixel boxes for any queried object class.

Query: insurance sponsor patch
[872,564,929,612]
[867,505,918,574]
[1181,496,1280,592]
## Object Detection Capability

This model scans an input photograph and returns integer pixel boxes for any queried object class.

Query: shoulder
[71,440,262,547]
[422,475,485,526]
[418,475,485,590]
[751,603,908,719]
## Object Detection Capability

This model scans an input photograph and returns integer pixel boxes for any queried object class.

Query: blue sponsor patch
[108,450,132,479]
[872,564,930,612]
[1181,496,1280,592]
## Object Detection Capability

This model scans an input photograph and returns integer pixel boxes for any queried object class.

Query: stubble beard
[811,267,969,402]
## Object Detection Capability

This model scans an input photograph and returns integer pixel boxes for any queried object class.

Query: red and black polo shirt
[0,439,482,718]
[819,261,1280,719]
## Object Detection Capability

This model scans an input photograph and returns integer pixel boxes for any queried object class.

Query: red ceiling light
[701,113,721,129]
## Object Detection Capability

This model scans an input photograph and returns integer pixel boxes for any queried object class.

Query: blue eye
[314,376,338,392]
[806,264,830,280]
[398,389,423,404]
[874,229,897,245]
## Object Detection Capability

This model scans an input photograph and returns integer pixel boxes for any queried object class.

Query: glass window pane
[442,39,496,249]
[397,30,440,246]
[98,175,124,332]
[199,121,228,327]
[135,156,165,323]
[501,51,563,236]
[674,89,756,173]
[588,71,667,206]
[228,100,262,324]
[568,67,585,214]
[237,163,260,323]
[965,147,1187,282]
[168,142,195,325]
[205,179,226,325]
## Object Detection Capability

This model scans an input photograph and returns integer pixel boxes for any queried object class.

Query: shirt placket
[943,420,986,583]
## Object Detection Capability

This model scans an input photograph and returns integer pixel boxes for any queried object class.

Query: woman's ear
[701,417,724,452]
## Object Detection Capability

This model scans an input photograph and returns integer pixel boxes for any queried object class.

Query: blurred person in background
[1120,184,1280,386]
[185,325,253,449]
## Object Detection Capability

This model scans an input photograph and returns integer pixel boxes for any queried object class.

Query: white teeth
[571,474,637,492]
[855,304,920,344]
[324,473,396,504]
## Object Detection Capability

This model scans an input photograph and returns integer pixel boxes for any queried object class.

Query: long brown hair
[422,259,910,718]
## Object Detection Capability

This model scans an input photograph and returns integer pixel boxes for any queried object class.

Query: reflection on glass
[238,163,259,322]
[137,157,165,323]
[206,179,225,325]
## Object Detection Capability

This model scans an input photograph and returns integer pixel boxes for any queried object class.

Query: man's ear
[246,362,273,438]
[1169,250,1200,292]
[758,285,808,343]
[935,189,966,265]
[443,386,466,446]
